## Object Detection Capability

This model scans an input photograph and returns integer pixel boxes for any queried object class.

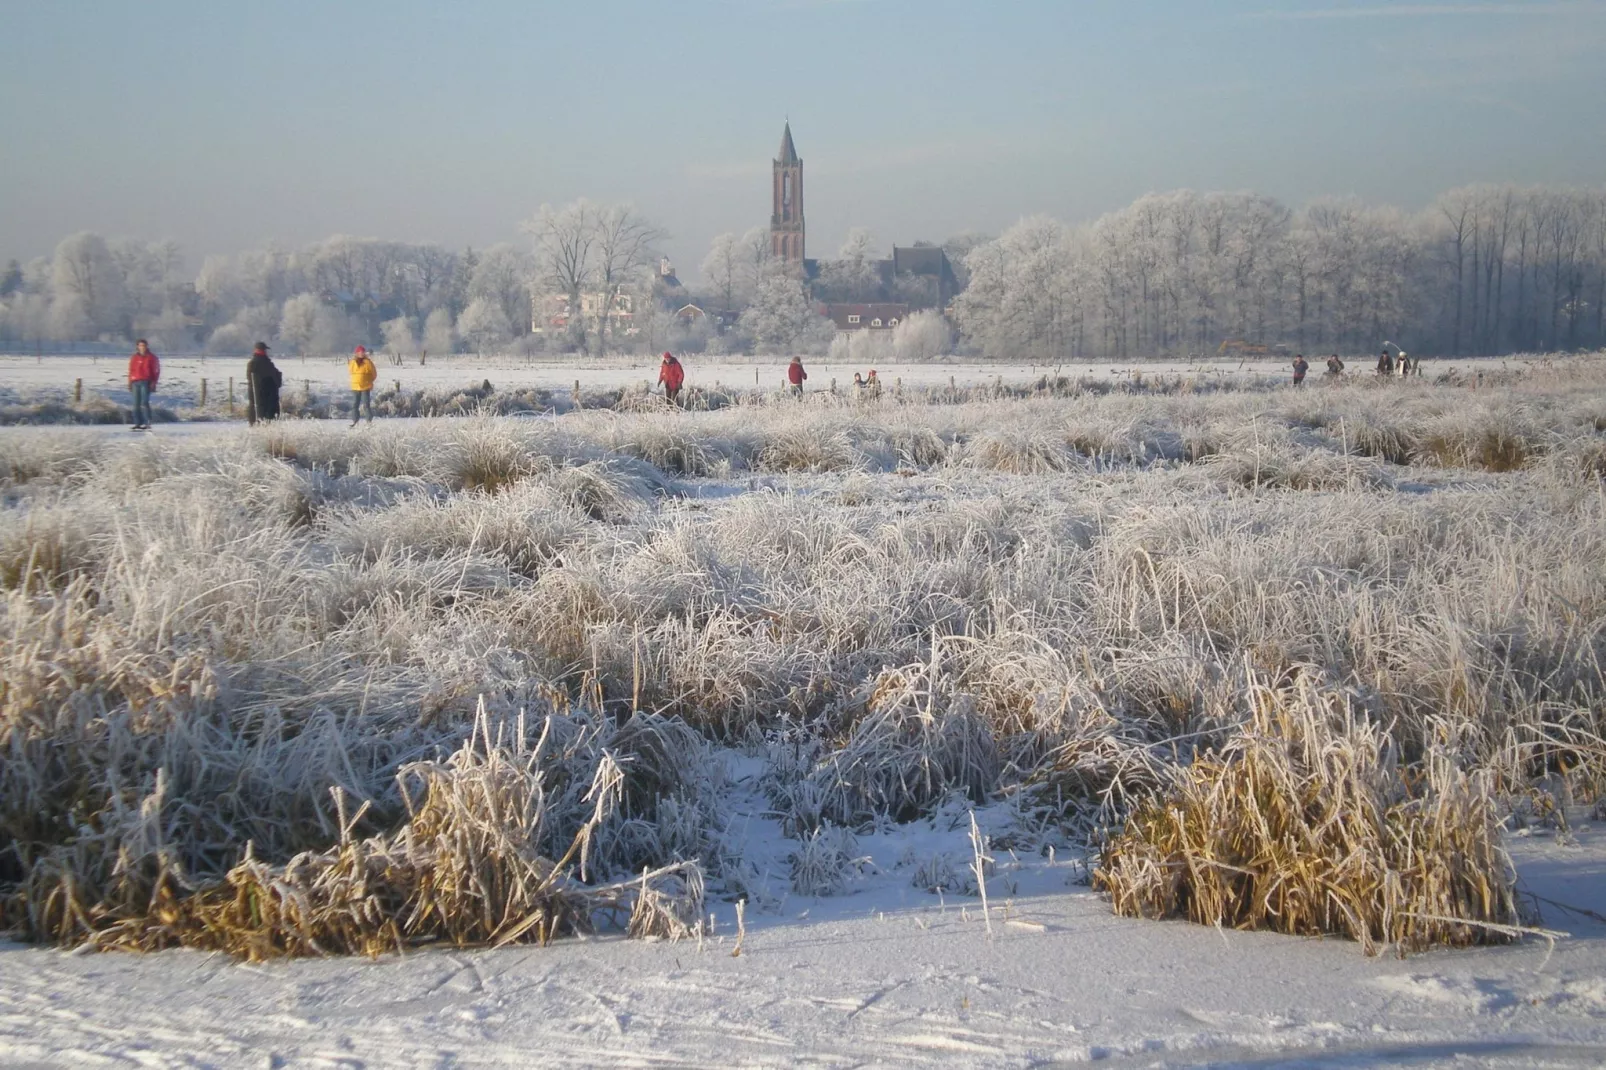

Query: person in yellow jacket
[348,345,378,425]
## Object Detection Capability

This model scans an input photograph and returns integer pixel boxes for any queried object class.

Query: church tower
[770,122,804,267]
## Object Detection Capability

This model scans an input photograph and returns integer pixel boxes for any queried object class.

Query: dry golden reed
[1095,671,1522,956]
[8,706,705,961]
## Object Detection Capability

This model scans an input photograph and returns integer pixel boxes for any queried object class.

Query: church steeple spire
[771,122,804,267]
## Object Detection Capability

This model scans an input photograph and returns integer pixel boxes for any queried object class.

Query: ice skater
[126,338,160,430]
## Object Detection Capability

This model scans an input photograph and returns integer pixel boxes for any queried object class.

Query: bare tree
[700,232,742,311]
[523,199,664,355]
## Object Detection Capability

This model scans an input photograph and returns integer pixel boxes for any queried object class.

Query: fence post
[200,378,207,408]
[229,376,235,415]
[574,379,581,406]
[394,380,401,395]
[74,378,82,403]
[831,377,837,395]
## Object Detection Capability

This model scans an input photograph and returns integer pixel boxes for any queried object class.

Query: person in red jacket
[787,355,807,397]
[658,351,685,405]
[127,339,160,430]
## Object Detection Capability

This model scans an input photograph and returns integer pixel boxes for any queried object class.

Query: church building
[767,123,959,325]
[770,122,806,269]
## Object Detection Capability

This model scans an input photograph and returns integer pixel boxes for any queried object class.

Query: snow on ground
[3,359,1601,1068]
[0,351,1536,412]
[1,764,1602,1070]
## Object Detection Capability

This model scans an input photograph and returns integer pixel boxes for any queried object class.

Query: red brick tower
[770,122,804,267]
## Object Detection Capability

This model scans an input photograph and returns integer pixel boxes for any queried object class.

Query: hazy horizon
[5,0,1604,282]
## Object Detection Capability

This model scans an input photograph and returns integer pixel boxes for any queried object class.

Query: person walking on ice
[787,355,807,397]
[348,345,377,425]
[126,338,160,430]
[1291,353,1309,387]
[658,351,685,405]
[246,342,283,426]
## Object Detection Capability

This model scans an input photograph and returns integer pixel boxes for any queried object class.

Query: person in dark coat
[246,342,284,425]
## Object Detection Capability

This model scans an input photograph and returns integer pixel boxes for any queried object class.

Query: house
[824,303,910,331]
[533,287,637,335]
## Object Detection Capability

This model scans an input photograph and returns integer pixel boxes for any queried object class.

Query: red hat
[354,345,368,355]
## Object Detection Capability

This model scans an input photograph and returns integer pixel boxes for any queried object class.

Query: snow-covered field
[2,359,1604,1067]
[0,351,1548,413]
[1,824,1602,1068]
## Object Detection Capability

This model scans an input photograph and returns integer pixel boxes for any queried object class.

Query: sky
[3,0,1604,283]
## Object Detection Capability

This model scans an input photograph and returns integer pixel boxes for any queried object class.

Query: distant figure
[246,342,283,425]
[126,338,160,430]
[1325,354,1344,378]
[1377,348,1394,376]
[1291,354,1309,387]
[348,345,377,426]
[787,355,807,397]
[866,368,882,401]
[852,371,866,400]
[1397,350,1413,378]
[658,351,685,405]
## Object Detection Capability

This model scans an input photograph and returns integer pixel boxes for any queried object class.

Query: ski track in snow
[1,822,1603,1069]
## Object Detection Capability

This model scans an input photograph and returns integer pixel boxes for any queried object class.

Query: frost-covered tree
[457,297,511,354]
[0,292,51,346]
[816,228,884,303]
[423,306,455,358]
[955,217,1080,362]
[892,309,951,361]
[738,274,832,354]
[468,244,532,337]
[278,293,322,356]
[524,199,664,355]
[208,322,253,356]
[52,232,125,337]
[310,306,359,357]
[382,315,415,357]
[700,232,743,311]
[738,226,778,298]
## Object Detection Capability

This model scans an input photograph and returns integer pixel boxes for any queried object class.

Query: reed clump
[8,707,706,960]
[1094,672,1521,956]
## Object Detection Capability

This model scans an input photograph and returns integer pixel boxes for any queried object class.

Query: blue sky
[3,0,1603,281]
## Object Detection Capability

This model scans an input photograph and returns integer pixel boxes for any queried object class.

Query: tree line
[956,184,1606,360]
[5,183,1603,360]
